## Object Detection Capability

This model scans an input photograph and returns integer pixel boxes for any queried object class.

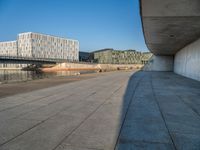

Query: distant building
[0,41,17,57]
[93,48,152,64]
[79,51,93,62]
[141,52,153,64]
[0,32,79,61]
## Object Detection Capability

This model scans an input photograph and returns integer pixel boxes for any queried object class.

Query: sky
[0,0,148,52]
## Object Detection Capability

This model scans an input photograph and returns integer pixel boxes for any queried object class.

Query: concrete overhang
[140,0,200,55]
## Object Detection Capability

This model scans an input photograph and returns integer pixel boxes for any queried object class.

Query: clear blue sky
[0,0,148,52]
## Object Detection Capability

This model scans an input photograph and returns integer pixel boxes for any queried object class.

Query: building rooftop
[92,48,148,54]
[18,32,79,42]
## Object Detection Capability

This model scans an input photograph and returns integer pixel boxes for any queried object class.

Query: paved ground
[0,71,200,150]
[0,72,102,99]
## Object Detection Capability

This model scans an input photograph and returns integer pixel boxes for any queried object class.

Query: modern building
[79,51,93,62]
[0,41,17,57]
[0,32,79,61]
[140,0,200,81]
[93,48,152,64]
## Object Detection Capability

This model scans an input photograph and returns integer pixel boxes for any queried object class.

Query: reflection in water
[0,70,96,83]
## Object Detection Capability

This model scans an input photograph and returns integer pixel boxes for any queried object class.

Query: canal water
[0,69,96,84]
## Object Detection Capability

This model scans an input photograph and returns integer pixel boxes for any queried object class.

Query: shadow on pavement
[115,71,200,150]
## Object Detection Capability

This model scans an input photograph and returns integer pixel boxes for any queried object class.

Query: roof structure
[140,0,200,55]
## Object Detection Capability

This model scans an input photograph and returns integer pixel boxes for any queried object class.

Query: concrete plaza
[0,71,199,150]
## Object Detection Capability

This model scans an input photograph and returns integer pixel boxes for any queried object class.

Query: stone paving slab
[0,118,39,145]
[116,142,175,150]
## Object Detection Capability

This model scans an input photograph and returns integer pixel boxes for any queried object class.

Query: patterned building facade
[0,32,79,61]
[93,49,152,64]
[0,41,18,57]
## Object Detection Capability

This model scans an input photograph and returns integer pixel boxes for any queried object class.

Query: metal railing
[0,56,71,63]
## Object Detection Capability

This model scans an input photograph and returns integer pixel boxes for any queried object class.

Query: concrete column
[143,55,174,71]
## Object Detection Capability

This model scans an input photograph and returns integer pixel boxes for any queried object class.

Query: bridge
[0,56,68,65]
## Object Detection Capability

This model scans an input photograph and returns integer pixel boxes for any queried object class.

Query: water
[0,69,96,84]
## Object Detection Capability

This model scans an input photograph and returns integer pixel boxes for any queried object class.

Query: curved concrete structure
[140,0,200,55]
[140,0,200,80]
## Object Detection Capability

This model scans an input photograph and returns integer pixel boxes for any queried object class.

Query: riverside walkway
[0,71,199,150]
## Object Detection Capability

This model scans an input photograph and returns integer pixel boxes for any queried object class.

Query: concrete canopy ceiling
[140,0,200,55]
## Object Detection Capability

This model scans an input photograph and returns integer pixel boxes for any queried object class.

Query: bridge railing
[0,56,76,63]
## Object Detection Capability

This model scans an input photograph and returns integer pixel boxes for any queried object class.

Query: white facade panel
[0,41,17,57]
[18,33,32,57]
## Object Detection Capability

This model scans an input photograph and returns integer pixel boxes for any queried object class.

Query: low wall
[174,38,200,81]
[143,55,174,71]
[42,63,143,72]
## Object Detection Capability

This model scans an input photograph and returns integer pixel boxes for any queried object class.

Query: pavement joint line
[0,86,67,102]
[0,75,112,117]
[11,82,105,120]
[177,94,200,118]
[0,83,83,113]
[0,94,52,113]
[114,72,144,150]
[0,112,54,147]
[0,72,104,102]
[171,79,200,119]
[52,81,125,150]
[150,74,177,150]
[119,138,175,145]
[0,88,99,147]
[0,73,100,100]
[11,93,76,120]
[0,75,123,147]
[11,117,44,122]
[60,145,104,150]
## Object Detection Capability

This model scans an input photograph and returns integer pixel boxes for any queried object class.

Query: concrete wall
[174,38,200,81]
[143,55,174,71]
